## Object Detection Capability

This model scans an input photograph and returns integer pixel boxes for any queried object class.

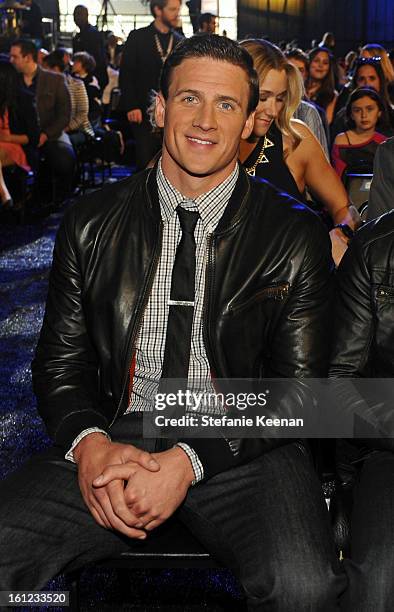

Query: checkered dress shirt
[66,160,239,484]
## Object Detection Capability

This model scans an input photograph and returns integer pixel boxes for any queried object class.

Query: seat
[343,172,373,210]
[67,517,222,611]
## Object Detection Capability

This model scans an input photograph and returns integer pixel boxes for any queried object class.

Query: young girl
[332,87,388,179]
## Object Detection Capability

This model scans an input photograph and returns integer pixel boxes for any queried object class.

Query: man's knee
[242,558,343,610]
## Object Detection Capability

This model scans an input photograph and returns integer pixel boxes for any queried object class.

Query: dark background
[237,0,394,55]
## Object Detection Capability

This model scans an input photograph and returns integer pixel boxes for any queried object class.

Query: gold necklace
[154,33,174,64]
[245,136,274,177]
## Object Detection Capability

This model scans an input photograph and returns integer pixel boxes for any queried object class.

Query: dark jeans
[36,139,76,206]
[341,450,394,611]
[0,429,345,610]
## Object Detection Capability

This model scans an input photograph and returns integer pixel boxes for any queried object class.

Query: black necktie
[161,206,200,384]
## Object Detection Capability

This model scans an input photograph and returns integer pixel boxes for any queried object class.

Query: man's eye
[220,102,233,110]
[184,96,197,103]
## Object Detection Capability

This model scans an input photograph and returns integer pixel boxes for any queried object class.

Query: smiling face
[252,68,287,137]
[351,95,381,133]
[356,65,381,91]
[155,57,254,195]
[309,51,330,81]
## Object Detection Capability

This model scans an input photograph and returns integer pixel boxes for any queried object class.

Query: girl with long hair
[239,39,360,264]
[305,46,338,124]
[332,57,394,140]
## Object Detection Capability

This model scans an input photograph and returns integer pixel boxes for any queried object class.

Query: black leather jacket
[330,210,394,453]
[331,210,394,377]
[32,166,333,479]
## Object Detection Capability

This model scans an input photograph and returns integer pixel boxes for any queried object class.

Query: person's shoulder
[377,135,394,156]
[127,23,154,41]
[298,99,320,119]
[333,132,348,145]
[290,118,313,138]
[68,74,85,90]
[37,66,65,85]
[173,30,184,42]
[64,171,150,230]
[250,175,321,226]
[355,210,394,250]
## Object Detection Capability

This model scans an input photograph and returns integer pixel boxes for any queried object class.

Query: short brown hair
[160,34,259,116]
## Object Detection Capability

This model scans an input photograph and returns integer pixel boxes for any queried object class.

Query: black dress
[243,123,304,203]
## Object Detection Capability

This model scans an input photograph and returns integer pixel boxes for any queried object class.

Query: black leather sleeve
[329,224,394,451]
[31,206,109,450]
[330,234,373,377]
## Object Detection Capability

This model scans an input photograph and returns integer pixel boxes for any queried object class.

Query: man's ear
[155,92,166,129]
[241,111,255,140]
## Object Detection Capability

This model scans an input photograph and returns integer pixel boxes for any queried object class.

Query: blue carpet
[0,168,242,610]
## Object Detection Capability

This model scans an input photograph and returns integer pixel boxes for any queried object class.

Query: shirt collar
[156,159,239,232]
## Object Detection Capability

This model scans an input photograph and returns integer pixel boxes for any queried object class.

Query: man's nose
[193,103,217,131]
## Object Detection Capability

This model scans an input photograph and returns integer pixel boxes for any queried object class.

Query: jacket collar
[144,161,251,233]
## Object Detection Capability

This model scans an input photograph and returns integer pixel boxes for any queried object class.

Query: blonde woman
[239,38,360,264]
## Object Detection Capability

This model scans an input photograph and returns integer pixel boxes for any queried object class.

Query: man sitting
[0,35,344,609]
[10,39,76,208]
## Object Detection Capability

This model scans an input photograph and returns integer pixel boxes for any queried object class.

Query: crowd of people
[0,3,392,251]
[1,1,394,610]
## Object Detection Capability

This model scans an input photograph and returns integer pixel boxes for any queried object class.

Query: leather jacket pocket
[373,284,394,368]
[375,285,394,304]
[227,282,290,316]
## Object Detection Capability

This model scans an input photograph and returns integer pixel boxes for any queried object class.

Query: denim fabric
[0,419,346,610]
[341,450,394,612]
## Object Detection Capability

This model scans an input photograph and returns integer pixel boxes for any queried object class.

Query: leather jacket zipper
[227,282,290,316]
[376,287,394,301]
[110,222,163,427]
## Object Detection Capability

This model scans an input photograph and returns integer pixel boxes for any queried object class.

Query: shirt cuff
[65,428,111,463]
[175,442,204,485]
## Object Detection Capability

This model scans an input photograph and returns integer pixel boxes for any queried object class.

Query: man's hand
[74,433,160,538]
[39,133,48,147]
[127,108,143,124]
[93,446,195,532]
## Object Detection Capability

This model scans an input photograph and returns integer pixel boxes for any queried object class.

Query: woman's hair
[43,49,65,72]
[361,43,394,83]
[306,46,336,109]
[352,57,389,103]
[345,86,387,129]
[240,38,303,146]
[0,60,20,119]
[73,51,96,75]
